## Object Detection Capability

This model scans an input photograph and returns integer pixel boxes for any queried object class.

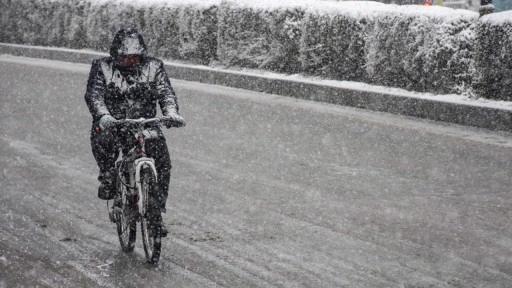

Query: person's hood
[109,28,147,59]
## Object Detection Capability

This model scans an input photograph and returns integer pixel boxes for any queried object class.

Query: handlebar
[114,117,162,126]
[95,116,184,134]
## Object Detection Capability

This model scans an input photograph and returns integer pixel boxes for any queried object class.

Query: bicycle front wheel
[115,168,136,252]
[140,165,162,264]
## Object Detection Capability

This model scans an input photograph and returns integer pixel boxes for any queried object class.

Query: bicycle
[103,117,180,264]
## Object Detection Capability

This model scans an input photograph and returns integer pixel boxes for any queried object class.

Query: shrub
[217,0,306,73]
[300,2,382,81]
[365,6,478,94]
[474,11,512,100]
[177,4,218,64]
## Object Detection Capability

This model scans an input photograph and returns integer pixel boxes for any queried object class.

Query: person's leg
[90,126,119,199]
[145,137,172,213]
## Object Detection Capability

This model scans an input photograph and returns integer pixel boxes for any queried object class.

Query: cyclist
[84,28,185,236]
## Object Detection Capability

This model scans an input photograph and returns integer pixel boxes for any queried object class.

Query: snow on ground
[0,54,91,74]
[232,68,512,111]
[2,48,512,113]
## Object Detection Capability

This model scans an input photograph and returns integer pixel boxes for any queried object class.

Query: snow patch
[480,10,512,25]
[88,0,220,8]
[220,67,512,111]
[224,0,477,19]
[221,0,310,10]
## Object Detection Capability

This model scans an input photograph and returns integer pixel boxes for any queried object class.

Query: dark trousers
[90,126,172,212]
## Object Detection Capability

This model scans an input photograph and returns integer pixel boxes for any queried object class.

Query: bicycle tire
[115,167,136,252]
[140,165,162,264]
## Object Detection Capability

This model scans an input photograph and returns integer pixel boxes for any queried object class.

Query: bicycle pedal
[109,210,116,223]
[161,226,168,238]
[109,207,123,223]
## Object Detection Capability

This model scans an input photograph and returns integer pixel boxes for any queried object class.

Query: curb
[2,43,512,133]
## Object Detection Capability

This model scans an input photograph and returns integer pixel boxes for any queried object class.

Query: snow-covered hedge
[474,11,512,100]
[0,0,219,64]
[217,1,478,94]
[85,1,219,64]
[217,0,306,73]
[300,2,389,82]
[2,0,512,99]
[365,6,478,94]
[0,0,88,49]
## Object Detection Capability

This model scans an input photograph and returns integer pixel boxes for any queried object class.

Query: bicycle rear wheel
[140,165,162,264]
[115,168,136,252]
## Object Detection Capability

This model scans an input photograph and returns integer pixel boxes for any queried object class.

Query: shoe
[108,196,122,223]
[98,183,116,200]
[161,224,168,237]
[98,170,115,200]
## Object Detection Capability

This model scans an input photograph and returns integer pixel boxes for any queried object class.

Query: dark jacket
[84,29,179,135]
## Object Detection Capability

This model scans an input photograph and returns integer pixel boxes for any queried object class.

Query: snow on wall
[0,0,511,99]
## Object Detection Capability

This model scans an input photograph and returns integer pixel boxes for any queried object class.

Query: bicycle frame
[109,116,182,263]
[116,118,161,216]
[134,157,157,215]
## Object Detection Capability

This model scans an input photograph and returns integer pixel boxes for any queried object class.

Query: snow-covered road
[2,56,512,287]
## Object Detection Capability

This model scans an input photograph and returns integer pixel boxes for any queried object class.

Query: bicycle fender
[134,158,158,215]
